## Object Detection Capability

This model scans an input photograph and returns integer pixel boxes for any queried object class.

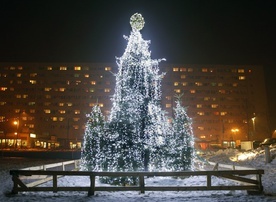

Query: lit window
[104,88,111,92]
[89,88,95,93]
[220,112,227,116]
[197,104,202,108]
[105,67,111,71]
[188,68,193,72]
[44,109,51,114]
[60,66,67,70]
[84,74,89,78]
[195,82,202,86]
[174,89,181,93]
[30,109,35,113]
[44,88,51,91]
[166,96,172,100]
[30,73,37,77]
[59,103,64,106]
[99,103,104,107]
[67,103,73,106]
[28,124,34,128]
[180,75,186,79]
[47,67,52,70]
[182,82,187,86]
[200,135,206,139]
[59,88,65,92]
[173,67,179,72]
[218,83,223,86]
[239,76,246,80]
[198,127,204,130]
[30,80,36,84]
[211,104,218,108]
[180,68,186,72]
[0,102,6,105]
[202,68,208,72]
[197,112,205,116]
[74,110,80,114]
[0,87,7,91]
[16,73,21,77]
[190,90,196,94]
[213,112,219,115]
[166,104,172,108]
[52,117,58,121]
[204,97,210,101]
[15,94,21,98]
[73,125,79,130]
[238,69,245,73]
[174,82,179,86]
[91,81,96,85]
[15,109,20,113]
[22,94,28,98]
[233,83,238,87]
[59,110,66,114]
[74,66,81,70]
[219,90,225,94]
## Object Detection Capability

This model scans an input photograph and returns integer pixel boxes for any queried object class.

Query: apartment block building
[0,63,270,150]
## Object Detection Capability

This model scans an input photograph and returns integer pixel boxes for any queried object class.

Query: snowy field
[1,146,276,202]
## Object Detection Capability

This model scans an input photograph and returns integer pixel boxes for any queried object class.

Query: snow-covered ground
[1,145,276,202]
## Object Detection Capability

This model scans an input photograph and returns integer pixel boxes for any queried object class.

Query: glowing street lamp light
[252,116,256,132]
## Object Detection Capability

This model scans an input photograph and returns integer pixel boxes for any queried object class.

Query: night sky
[0,0,276,130]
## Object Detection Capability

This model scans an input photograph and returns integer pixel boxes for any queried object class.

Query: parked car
[259,138,276,147]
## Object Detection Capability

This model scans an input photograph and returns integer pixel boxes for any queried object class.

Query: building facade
[0,63,270,150]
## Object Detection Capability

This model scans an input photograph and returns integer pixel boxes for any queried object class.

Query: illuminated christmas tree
[81,13,194,185]
[81,104,105,171]
[105,13,169,179]
[168,94,195,170]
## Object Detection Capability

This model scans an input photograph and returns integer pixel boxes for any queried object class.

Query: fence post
[88,175,95,196]
[263,145,271,164]
[139,175,145,194]
[11,175,19,194]
[207,173,211,189]
[53,174,57,193]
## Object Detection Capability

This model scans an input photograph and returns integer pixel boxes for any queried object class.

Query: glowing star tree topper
[130,13,145,31]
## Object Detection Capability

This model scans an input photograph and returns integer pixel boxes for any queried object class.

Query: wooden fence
[10,169,264,196]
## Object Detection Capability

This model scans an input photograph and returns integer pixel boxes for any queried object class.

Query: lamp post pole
[13,118,19,149]
[231,128,239,148]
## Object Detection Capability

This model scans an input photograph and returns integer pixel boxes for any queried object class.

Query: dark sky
[0,0,276,129]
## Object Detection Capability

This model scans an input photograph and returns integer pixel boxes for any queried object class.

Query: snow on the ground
[1,146,276,202]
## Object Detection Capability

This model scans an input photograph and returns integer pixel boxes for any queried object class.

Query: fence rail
[17,160,80,187]
[10,169,264,196]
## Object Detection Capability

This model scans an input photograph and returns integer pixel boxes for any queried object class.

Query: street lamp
[13,119,19,148]
[231,128,239,148]
[252,116,256,132]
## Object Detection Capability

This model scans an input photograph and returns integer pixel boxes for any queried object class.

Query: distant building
[0,63,270,150]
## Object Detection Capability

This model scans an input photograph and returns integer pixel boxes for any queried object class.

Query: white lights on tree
[81,13,195,185]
